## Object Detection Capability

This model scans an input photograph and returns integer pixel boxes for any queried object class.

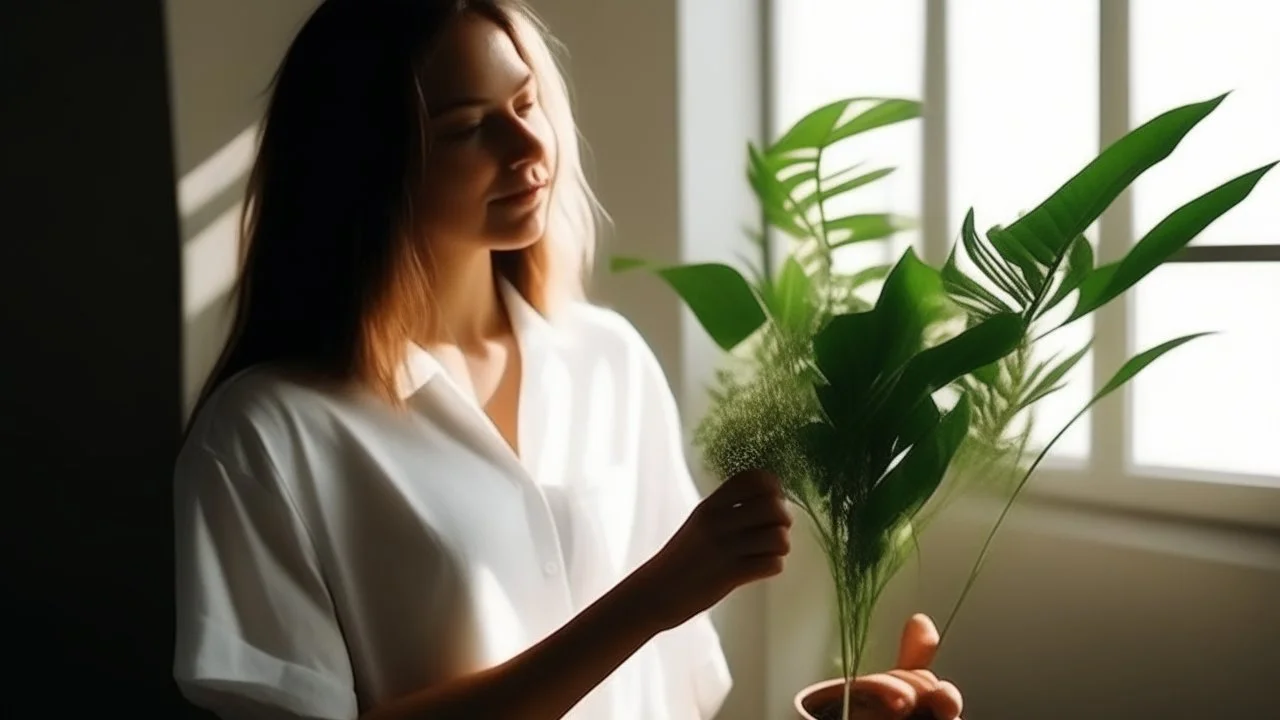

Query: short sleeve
[173,445,357,720]
[632,336,734,719]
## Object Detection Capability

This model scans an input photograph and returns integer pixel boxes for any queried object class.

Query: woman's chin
[483,211,548,250]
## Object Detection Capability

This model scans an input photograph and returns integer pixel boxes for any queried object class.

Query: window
[770,0,1280,527]
[1127,0,1280,482]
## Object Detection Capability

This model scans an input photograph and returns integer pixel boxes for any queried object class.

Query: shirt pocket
[563,463,639,600]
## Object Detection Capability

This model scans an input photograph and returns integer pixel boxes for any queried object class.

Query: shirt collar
[396,278,554,400]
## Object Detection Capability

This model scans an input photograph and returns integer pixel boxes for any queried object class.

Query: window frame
[769,0,1280,530]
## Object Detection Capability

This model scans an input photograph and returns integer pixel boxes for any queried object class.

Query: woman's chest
[288,379,647,677]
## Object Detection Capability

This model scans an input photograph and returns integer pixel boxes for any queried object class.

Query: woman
[173,1,964,718]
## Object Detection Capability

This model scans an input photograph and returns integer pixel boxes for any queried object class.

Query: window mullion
[1095,0,1132,478]
[921,0,948,267]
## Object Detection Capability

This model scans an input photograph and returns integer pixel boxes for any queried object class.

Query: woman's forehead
[420,13,532,111]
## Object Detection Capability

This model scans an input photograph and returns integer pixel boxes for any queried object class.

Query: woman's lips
[492,183,547,207]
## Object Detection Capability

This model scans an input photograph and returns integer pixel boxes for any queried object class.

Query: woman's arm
[361,567,657,720]
[362,470,792,720]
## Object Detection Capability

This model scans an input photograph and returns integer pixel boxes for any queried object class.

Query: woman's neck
[430,249,510,349]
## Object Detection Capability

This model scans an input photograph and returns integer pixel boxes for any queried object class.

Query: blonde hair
[192,0,603,419]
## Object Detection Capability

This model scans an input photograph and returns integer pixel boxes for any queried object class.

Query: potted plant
[614,93,1274,720]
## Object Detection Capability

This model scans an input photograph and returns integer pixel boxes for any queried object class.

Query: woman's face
[416,14,556,253]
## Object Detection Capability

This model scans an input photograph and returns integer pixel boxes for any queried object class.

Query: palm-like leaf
[937,96,1275,643]
[753,97,920,279]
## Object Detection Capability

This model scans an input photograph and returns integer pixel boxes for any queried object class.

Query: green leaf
[1099,333,1211,399]
[768,256,814,333]
[1067,162,1277,322]
[1021,383,1067,409]
[1018,342,1090,411]
[872,248,950,372]
[910,313,1025,392]
[781,169,819,195]
[876,312,1025,434]
[825,214,913,248]
[999,94,1226,260]
[896,397,942,458]
[648,262,768,351]
[1040,235,1094,316]
[988,225,1047,294]
[812,310,881,426]
[862,396,971,538]
[748,143,808,238]
[971,360,1000,386]
[797,167,897,213]
[943,245,1015,317]
[959,209,1030,305]
[824,99,922,147]
[610,256,647,273]
[770,100,848,154]
[609,257,769,350]
[770,98,921,154]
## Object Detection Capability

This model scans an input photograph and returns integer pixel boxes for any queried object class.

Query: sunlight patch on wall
[182,204,241,321]
[179,124,258,415]
[178,123,258,217]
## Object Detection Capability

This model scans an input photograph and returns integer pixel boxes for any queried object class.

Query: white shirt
[172,281,732,720]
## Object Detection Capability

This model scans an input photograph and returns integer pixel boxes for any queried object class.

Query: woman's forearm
[360,569,663,720]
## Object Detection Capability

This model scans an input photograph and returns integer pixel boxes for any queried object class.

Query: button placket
[421,379,575,619]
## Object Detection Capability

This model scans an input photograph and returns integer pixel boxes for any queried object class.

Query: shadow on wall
[164,0,322,418]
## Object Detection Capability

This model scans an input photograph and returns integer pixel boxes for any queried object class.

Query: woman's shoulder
[179,364,349,474]
[556,299,667,374]
[559,299,647,345]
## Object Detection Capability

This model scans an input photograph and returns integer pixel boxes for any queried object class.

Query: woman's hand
[630,469,792,633]
[848,614,963,720]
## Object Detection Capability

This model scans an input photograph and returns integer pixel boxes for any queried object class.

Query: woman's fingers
[708,469,782,510]
[922,679,963,720]
[891,614,961,718]
[896,613,941,670]
[881,669,962,720]
[737,553,785,580]
[736,524,791,556]
[721,493,792,533]
[850,672,921,716]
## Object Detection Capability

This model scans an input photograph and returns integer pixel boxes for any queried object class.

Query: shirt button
[543,561,559,576]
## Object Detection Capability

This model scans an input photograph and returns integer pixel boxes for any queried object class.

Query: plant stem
[812,145,835,315]
[940,401,1087,641]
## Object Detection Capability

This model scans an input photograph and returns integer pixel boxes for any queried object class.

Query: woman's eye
[445,123,481,140]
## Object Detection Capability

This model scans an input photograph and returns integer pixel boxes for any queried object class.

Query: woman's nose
[501,116,546,170]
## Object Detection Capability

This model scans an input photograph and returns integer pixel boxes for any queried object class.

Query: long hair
[191,0,601,421]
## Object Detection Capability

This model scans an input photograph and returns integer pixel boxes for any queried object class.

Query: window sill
[1018,462,1280,533]
[947,486,1280,573]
